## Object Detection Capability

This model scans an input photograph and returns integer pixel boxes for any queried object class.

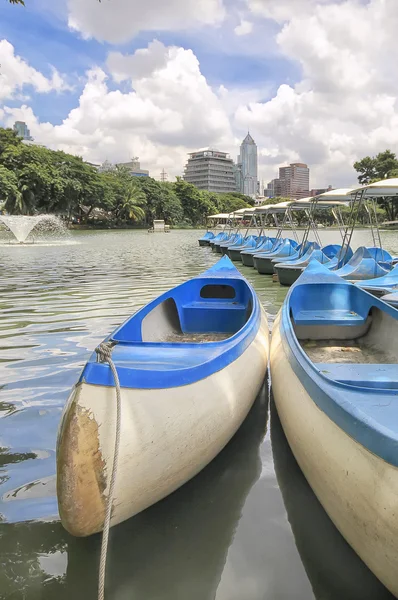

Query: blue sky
[1,0,397,187]
[0,0,299,125]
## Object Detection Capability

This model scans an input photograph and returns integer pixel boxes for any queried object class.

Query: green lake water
[0,229,396,600]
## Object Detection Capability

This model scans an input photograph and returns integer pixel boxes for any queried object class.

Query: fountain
[0,215,70,244]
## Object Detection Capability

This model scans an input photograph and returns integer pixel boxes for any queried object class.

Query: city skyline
[1,1,395,189]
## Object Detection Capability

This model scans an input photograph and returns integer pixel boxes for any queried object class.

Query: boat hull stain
[57,397,107,537]
[271,312,398,598]
[57,311,269,537]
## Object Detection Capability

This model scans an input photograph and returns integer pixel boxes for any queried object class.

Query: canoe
[274,244,343,287]
[254,239,299,275]
[381,292,398,308]
[199,231,215,247]
[241,238,277,267]
[270,241,318,268]
[252,239,284,271]
[333,247,390,281]
[220,234,243,255]
[57,256,269,537]
[356,264,398,297]
[270,401,393,600]
[271,261,398,597]
[210,231,229,250]
[227,236,258,261]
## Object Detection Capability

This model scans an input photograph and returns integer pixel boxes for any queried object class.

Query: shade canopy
[207,213,230,219]
[315,187,359,201]
[350,178,398,198]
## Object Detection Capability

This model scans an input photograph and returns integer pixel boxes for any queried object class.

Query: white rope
[95,341,122,600]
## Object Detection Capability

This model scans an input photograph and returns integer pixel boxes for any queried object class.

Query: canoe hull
[254,256,276,275]
[274,265,303,286]
[57,310,269,537]
[241,252,254,267]
[271,312,398,597]
[228,248,244,261]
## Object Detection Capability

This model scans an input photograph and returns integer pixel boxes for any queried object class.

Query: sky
[1,0,398,188]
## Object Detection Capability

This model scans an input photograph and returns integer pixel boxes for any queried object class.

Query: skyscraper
[184,150,237,193]
[278,163,310,199]
[13,121,32,141]
[237,133,258,198]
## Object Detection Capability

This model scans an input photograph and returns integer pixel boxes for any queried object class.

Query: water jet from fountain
[0,215,71,245]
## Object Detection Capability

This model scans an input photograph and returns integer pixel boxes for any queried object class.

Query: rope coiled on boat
[95,341,122,600]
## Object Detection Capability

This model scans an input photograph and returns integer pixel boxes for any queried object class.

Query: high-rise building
[278,163,310,199]
[310,186,333,197]
[183,150,237,193]
[115,158,149,178]
[237,133,258,197]
[13,121,33,141]
[267,178,282,199]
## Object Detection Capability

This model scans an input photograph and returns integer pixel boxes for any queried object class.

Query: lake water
[0,229,396,600]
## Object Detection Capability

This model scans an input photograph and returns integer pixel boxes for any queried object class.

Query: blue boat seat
[293,309,366,327]
[181,301,248,333]
[315,363,398,389]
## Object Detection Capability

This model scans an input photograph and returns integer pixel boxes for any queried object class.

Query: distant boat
[356,264,398,297]
[271,261,398,597]
[198,231,215,247]
[57,256,269,537]
[381,291,398,308]
[274,245,344,286]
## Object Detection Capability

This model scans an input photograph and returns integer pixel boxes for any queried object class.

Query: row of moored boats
[54,178,398,599]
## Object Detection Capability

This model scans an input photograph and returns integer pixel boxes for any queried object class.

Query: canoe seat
[181,301,248,334]
[315,363,398,389]
[293,309,366,327]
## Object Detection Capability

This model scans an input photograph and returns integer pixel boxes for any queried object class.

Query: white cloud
[0,39,69,102]
[4,0,398,189]
[234,19,253,36]
[106,41,169,83]
[238,0,398,186]
[1,42,234,180]
[67,0,226,44]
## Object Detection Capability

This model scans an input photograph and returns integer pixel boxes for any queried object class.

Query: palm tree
[122,182,146,222]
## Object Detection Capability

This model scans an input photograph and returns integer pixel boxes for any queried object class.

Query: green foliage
[9,0,25,4]
[0,126,256,227]
[214,194,251,214]
[174,178,217,225]
[0,165,21,212]
[354,150,398,221]
[354,150,398,185]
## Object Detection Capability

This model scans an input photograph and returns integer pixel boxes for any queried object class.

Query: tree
[354,150,398,221]
[354,150,398,185]
[214,194,250,214]
[0,128,21,157]
[0,165,21,213]
[174,178,217,225]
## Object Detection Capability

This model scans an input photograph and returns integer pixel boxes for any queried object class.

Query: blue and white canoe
[381,291,398,308]
[199,231,215,247]
[356,264,398,297]
[333,246,390,281]
[241,237,278,267]
[57,257,269,537]
[271,261,398,597]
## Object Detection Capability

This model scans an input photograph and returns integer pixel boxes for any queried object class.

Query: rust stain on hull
[57,390,107,537]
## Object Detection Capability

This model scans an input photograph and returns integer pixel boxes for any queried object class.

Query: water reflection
[0,385,268,600]
[270,399,394,600]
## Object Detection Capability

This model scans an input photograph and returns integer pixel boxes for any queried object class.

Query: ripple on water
[0,228,396,600]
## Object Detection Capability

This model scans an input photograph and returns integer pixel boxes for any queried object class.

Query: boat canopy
[350,178,398,198]
[207,213,230,220]
[315,188,359,201]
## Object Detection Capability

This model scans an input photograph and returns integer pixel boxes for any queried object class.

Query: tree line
[0,128,253,227]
